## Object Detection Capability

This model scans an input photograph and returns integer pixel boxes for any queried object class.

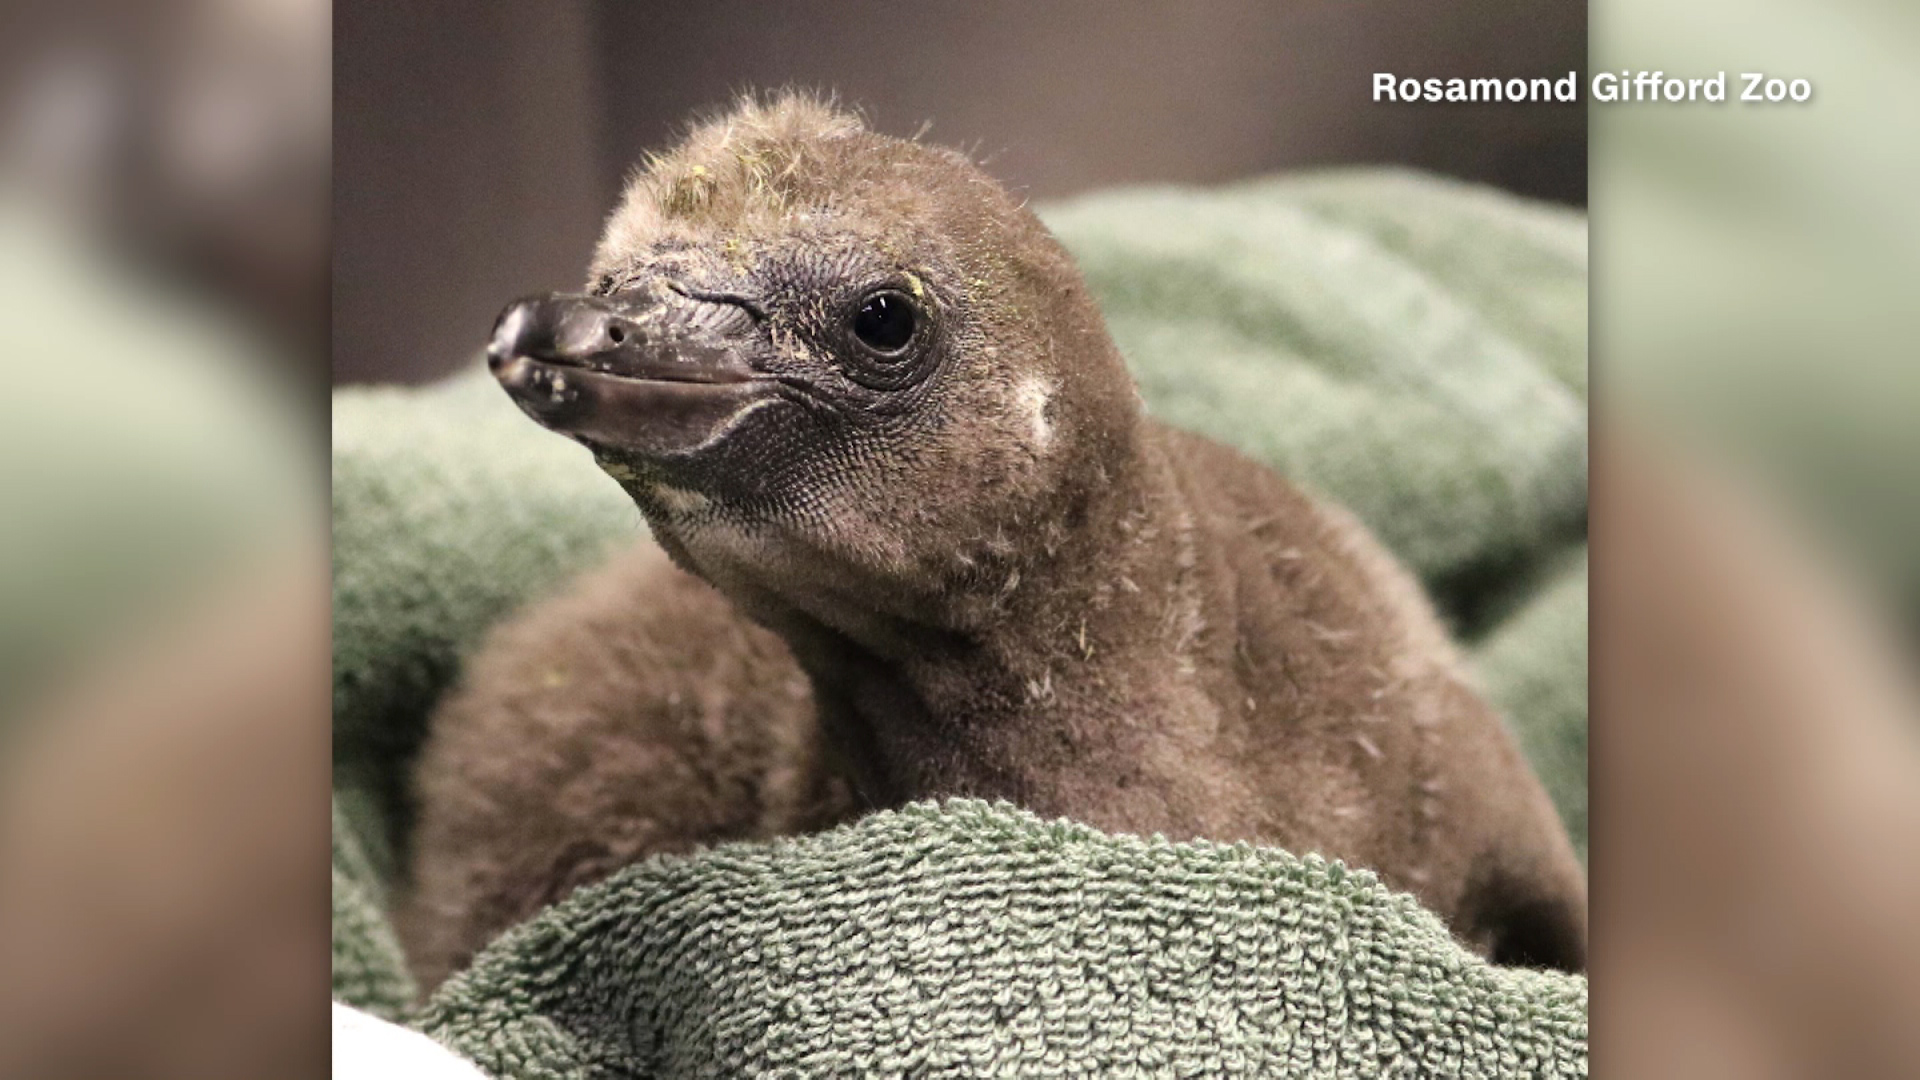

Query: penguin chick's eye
[851,290,917,356]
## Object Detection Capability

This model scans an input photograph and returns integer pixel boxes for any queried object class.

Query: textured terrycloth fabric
[333,799,418,1022]
[420,801,1588,1079]
[1044,169,1588,610]
[331,374,639,876]
[330,168,1589,1074]
[1472,549,1589,861]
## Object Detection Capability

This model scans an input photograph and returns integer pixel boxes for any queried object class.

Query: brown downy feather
[399,544,854,991]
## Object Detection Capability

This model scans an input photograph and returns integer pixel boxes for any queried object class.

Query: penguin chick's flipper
[463,91,1586,971]
[399,543,854,994]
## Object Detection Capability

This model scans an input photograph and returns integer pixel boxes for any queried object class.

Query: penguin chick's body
[402,543,857,992]
[407,92,1586,984]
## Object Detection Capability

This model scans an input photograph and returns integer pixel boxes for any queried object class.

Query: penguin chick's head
[489,93,1140,627]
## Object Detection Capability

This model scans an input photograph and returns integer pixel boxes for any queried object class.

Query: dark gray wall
[335,0,1585,385]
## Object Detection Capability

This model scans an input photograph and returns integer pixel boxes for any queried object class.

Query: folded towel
[421,800,1588,1079]
[333,798,417,1021]
[1472,549,1589,860]
[1046,169,1587,613]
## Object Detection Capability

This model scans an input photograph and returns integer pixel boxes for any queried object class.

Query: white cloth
[331,1002,486,1079]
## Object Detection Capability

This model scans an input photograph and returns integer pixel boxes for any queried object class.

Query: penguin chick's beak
[487,290,773,458]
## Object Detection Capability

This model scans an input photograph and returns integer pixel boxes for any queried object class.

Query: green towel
[332,798,418,1021]
[1046,169,1587,624]
[330,168,1589,1075]
[420,801,1587,1079]
[331,375,639,877]
[1472,549,1589,862]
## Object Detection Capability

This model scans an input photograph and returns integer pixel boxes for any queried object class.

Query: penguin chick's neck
[667,421,1231,818]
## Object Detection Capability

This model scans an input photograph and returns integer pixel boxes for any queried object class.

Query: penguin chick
[472,93,1586,971]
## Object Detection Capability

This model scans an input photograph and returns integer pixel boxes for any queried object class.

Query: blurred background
[334,0,1586,385]
[1,0,329,1075]
[1592,1,1920,1072]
